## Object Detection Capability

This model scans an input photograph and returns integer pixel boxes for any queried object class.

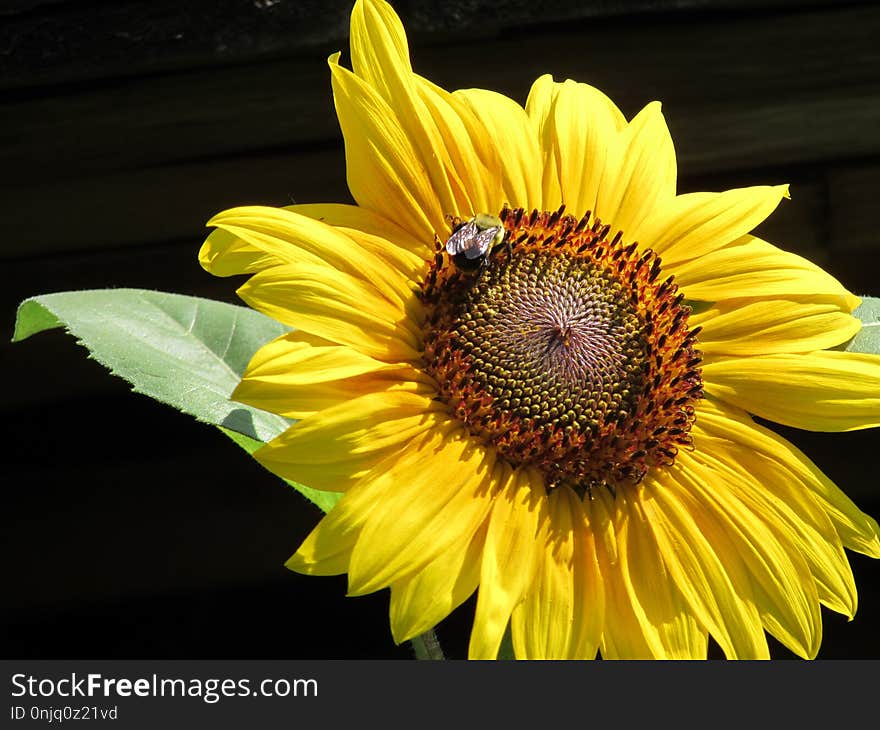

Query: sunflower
[199,0,880,659]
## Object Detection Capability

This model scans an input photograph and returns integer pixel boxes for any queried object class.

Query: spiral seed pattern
[420,206,703,495]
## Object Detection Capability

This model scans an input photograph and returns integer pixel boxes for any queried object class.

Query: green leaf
[13,289,291,443]
[220,427,342,513]
[844,296,880,355]
[13,288,343,514]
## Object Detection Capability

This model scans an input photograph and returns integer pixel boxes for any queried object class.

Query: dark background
[2,0,879,659]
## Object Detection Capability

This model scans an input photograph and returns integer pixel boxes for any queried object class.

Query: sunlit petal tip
[628,100,666,131]
[388,616,413,646]
[205,205,265,228]
[196,236,219,272]
[345,580,371,598]
[284,545,346,578]
[204,210,227,229]
[283,552,308,572]
[845,292,863,312]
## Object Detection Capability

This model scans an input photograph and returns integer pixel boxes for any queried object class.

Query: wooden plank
[830,248,880,299]
[0,0,352,91]
[828,163,880,252]
[0,146,349,257]
[2,1,866,91]
[751,176,827,265]
[2,55,336,187]
[2,5,878,264]
[824,162,880,295]
[4,3,880,188]
[0,145,841,261]
[668,94,880,178]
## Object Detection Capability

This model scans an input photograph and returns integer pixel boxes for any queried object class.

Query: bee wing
[463,226,502,259]
[445,220,480,256]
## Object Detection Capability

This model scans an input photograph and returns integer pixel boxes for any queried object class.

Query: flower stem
[411,628,445,660]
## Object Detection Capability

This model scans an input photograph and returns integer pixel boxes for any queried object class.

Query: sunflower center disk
[420,207,704,495]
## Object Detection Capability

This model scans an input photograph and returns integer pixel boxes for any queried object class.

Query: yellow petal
[677,452,822,659]
[523,74,563,210]
[349,0,485,219]
[454,87,544,211]
[591,489,661,659]
[286,426,450,575]
[255,391,446,490]
[693,428,857,619]
[240,356,418,419]
[199,227,291,278]
[329,53,441,241]
[285,482,378,576]
[529,76,627,217]
[286,202,430,274]
[239,374,427,422]
[389,517,487,644]
[674,235,859,308]
[233,331,432,419]
[207,205,415,307]
[285,432,428,575]
[415,76,500,217]
[510,486,603,659]
[349,0,409,100]
[693,297,861,355]
[239,331,411,386]
[596,101,677,238]
[694,398,880,558]
[636,185,788,267]
[568,491,605,660]
[617,490,709,659]
[639,474,769,659]
[348,432,498,595]
[469,465,543,660]
[702,350,880,431]
[237,261,421,362]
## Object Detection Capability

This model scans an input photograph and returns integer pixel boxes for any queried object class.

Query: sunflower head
[200,0,880,660]
[423,205,702,493]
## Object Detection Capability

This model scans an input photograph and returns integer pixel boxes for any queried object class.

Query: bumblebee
[444,213,506,271]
